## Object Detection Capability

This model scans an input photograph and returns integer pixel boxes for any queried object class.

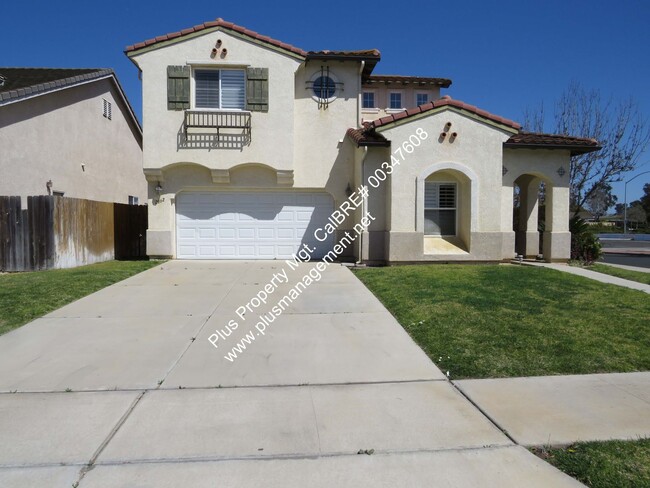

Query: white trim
[416,162,479,233]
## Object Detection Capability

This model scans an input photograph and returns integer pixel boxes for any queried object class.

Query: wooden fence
[0,196,147,272]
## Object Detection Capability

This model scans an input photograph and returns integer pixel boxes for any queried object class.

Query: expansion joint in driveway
[451,380,519,445]
[89,444,516,468]
[74,390,148,485]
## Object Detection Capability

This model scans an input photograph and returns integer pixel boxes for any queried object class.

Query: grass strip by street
[532,439,650,488]
[587,263,650,285]
[353,264,650,379]
[0,260,163,336]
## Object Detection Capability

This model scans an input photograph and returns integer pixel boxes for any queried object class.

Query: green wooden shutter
[167,66,190,110]
[246,67,268,112]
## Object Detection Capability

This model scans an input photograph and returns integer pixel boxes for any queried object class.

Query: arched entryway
[417,163,477,255]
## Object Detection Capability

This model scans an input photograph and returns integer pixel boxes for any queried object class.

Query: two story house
[125,18,600,263]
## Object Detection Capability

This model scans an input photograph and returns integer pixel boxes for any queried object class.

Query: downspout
[356,60,366,265]
[358,60,365,126]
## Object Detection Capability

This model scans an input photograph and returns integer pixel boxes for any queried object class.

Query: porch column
[514,176,540,258]
[542,185,571,262]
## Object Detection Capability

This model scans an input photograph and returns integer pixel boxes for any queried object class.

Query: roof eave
[364,78,452,88]
[504,143,602,156]
[125,25,306,61]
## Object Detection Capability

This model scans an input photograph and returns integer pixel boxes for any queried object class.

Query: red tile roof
[346,124,390,147]
[125,19,384,64]
[505,131,601,155]
[348,104,602,154]
[364,75,452,88]
[368,96,521,130]
[125,18,308,57]
[306,50,381,59]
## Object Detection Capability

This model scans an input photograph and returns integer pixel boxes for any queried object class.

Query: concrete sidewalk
[522,261,650,293]
[600,262,650,273]
[0,261,585,487]
[456,372,650,446]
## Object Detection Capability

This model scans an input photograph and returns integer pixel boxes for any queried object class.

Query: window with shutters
[194,69,246,110]
[424,182,457,236]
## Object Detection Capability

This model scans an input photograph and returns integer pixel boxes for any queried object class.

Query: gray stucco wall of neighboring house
[0,78,145,206]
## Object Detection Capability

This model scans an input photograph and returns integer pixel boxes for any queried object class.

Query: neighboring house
[0,68,145,206]
[361,75,451,122]
[125,18,600,263]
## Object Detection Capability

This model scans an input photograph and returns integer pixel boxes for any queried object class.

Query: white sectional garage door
[176,192,335,259]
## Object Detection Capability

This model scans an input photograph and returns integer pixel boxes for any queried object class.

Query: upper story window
[424,182,457,236]
[312,75,337,100]
[362,92,375,109]
[416,93,429,106]
[194,69,245,110]
[389,92,402,109]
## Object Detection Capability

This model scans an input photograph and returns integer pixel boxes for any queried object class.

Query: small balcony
[180,110,252,150]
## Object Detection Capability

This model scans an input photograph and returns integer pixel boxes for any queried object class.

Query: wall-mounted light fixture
[46,179,53,195]
[155,182,163,194]
[345,183,353,197]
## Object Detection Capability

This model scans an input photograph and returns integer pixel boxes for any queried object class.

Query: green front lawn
[533,439,650,488]
[354,264,650,379]
[0,260,162,336]
[588,263,650,286]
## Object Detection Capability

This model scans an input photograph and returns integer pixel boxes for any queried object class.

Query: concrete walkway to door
[0,261,584,487]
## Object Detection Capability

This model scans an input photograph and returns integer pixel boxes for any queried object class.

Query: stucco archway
[417,162,478,253]
[512,173,553,259]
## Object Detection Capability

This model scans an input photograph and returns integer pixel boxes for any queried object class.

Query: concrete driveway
[0,261,583,487]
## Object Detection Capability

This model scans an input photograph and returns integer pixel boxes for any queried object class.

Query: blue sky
[3,0,649,203]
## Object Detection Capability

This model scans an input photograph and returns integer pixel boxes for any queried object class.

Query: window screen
[194,69,246,110]
[424,182,456,236]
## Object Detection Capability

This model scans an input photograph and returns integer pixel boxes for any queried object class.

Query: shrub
[570,216,602,264]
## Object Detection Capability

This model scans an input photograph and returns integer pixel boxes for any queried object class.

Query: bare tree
[585,183,617,221]
[523,82,650,215]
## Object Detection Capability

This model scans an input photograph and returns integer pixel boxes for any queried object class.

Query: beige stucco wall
[503,148,572,261]
[357,114,574,263]
[130,28,363,257]
[364,108,516,262]
[132,29,300,173]
[0,78,145,206]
